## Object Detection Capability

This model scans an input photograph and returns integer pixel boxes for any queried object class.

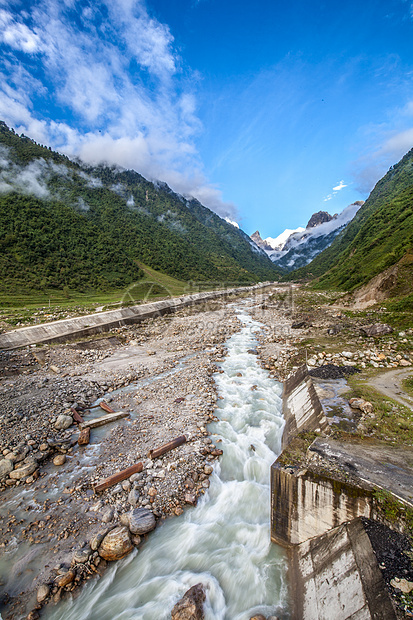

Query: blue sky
[1,0,413,237]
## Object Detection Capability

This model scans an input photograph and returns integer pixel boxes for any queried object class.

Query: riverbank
[1,284,413,619]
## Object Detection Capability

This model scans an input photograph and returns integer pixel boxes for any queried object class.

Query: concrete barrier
[290,518,397,619]
[0,283,274,350]
[282,365,329,449]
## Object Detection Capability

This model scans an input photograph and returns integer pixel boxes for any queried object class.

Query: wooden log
[148,435,187,459]
[78,427,90,446]
[93,462,143,493]
[80,411,130,429]
[99,401,115,414]
[71,407,84,424]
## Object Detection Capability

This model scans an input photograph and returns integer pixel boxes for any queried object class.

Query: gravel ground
[0,298,245,619]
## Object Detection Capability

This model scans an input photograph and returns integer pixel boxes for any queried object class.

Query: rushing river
[44,306,289,620]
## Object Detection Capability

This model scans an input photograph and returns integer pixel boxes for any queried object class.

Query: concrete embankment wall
[281,364,329,450]
[271,467,372,547]
[0,283,273,350]
[290,518,397,620]
[273,366,397,619]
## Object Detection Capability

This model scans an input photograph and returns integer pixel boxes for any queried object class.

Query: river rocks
[78,427,90,445]
[349,398,374,414]
[90,528,112,551]
[53,454,66,466]
[9,459,37,480]
[72,547,92,564]
[249,616,266,620]
[55,569,75,588]
[126,508,156,535]
[101,506,115,523]
[54,414,73,430]
[128,487,140,506]
[36,584,50,603]
[98,526,133,561]
[360,323,393,337]
[0,458,13,477]
[171,583,206,620]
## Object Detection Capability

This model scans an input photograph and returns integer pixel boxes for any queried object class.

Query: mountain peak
[306,211,333,229]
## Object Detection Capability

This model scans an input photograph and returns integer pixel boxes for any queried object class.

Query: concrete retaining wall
[272,366,398,619]
[282,365,329,449]
[0,283,273,350]
[290,518,397,620]
[271,466,372,547]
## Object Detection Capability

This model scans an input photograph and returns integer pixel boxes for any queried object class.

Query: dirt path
[366,368,413,410]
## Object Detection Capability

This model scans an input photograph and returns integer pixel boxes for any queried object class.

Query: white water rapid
[44,306,289,620]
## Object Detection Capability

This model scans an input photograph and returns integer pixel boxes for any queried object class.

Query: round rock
[127,508,156,535]
[53,454,66,466]
[98,526,133,561]
[54,414,73,430]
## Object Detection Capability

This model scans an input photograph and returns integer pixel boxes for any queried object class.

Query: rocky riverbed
[0,297,249,619]
[1,285,412,619]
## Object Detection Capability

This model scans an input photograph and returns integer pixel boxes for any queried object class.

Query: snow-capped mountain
[255,202,363,271]
[264,227,306,251]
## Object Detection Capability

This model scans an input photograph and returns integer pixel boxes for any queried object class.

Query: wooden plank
[148,435,186,459]
[93,462,143,493]
[71,407,84,424]
[80,411,130,429]
[99,400,115,414]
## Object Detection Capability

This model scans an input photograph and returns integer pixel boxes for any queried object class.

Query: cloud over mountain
[0,0,236,219]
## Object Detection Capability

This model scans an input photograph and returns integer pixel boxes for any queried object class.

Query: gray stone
[0,458,13,478]
[359,323,393,337]
[36,584,50,603]
[128,488,140,506]
[73,547,92,564]
[90,528,111,551]
[127,508,156,535]
[101,506,114,523]
[171,583,206,620]
[54,414,73,430]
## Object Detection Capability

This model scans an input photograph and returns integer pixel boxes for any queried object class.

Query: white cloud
[323,179,348,202]
[332,180,347,191]
[0,0,236,219]
[0,8,40,52]
[224,217,239,228]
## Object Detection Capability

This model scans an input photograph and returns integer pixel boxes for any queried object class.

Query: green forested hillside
[0,122,279,293]
[293,147,413,291]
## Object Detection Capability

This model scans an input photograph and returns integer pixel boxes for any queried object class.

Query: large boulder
[98,526,133,561]
[127,508,156,535]
[359,323,393,337]
[171,583,206,620]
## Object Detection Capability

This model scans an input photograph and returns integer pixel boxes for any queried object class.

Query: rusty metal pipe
[148,435,187,459]
[93,462,143,493]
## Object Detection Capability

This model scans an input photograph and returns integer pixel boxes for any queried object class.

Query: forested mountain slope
[0,122,279,293]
